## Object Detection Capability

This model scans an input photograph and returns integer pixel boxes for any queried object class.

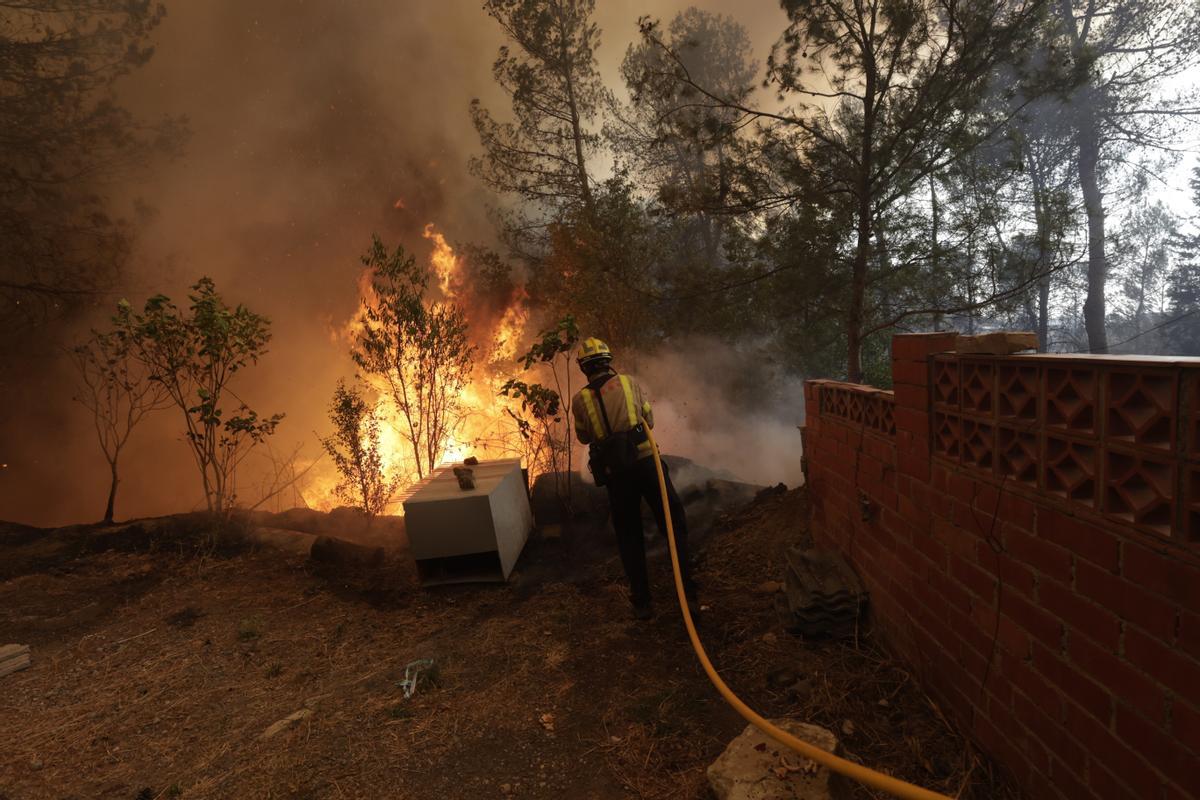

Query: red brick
[1012,689,1083,773]
[948,471,978,505]
[1173,698,1200,756]
[1045,755,1097,800]
[946,496,977,533]
[858,452,885,482]
[1181,611,1200,661]
[896,451,930,483]
[973,710,1036,789]
[892,332,959,360]
[997,614,1033,659]
[930,464,949,493]
[959,627,991,673]
[987,549,1038,597]
[971,702,1006,752]
[892,382,929,409]
[1039,577,1121,650]
[897,427,930,454]
[1020,730,1053,783]
[936,515,980,561]
[862,434,895,464]
[876,484,899,512]
[909,477,935,508]
[1123,542,1200,609]
[1064,702,1163,800]
[1035,643,1112,723]
[1009,595,1064,650]
[969,599,998,638]
[911,529,947,571]
[1076,560,1178,642]
[1009,657,1065,722]
[1087,757,1162,800]
[973,481,1001,513]
[1125,628,1200,707]
[1037,509,1120,571]
[892,358,928,386]
[893,405,927,433]
[1114,704,1200,797]
[898,492,930,528]
[895,540,931,582]
[1165,782,1196,800]
[929,569,972,612]
[1005,526,1073,582]
[956,497,1008,539]
[951,554,996,601]
[830,456,855,483]
[907,575,940,617]
[1068,633,1165,722]
[995,492,1037,532]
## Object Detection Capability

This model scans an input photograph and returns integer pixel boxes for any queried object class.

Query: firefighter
[571,337,698,620]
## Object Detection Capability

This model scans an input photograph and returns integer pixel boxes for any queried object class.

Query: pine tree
[470,0,606,250]
[1166,166,1200,355]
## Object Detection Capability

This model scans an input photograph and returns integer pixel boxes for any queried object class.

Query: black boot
[632,601,653,621]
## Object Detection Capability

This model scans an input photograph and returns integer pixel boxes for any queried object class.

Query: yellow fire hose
[643,425,952,800]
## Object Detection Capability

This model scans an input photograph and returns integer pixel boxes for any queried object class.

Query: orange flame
[423,223,461,298]
[301,224,532,512]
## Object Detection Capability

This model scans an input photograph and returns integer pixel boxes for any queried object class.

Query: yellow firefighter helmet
[577,337,613,371]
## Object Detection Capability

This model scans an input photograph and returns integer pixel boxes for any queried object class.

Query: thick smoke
[628,339,807,489]
[0,0,792,526]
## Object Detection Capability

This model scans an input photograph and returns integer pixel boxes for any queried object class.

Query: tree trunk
[1038,278,1050,351]
[847,214,870,383]
[1058,0,1108,353]
[1078,114,1108,353]
[557,5,592,214]
[966,227,977,335]
[930,176,944,331]
[847,52,877,384]
[930,176,940,274]
[104,460,118,524]
[1030,160,1052,350]
[565,79,592,213]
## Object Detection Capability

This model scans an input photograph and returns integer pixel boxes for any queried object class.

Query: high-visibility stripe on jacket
[572,371,654,459]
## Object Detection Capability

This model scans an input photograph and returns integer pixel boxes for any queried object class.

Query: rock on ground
[707,719,847,800]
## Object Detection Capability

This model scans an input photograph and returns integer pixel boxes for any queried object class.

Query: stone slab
[707,719,846,800]
[954,331,1039,355]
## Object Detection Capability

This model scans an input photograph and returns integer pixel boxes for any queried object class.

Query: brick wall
[801,333,1200,800]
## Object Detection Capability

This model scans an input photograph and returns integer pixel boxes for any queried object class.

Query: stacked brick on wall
[802,335,1200,800]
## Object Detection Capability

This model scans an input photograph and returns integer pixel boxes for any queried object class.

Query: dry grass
[0,490,1018,799]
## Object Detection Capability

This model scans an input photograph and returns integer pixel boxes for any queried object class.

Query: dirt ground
[0,489,1018,800]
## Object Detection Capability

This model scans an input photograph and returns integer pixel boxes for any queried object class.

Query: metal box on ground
[402,458,533,586]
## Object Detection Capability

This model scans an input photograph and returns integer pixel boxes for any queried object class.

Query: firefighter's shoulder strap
[586,373,616,439]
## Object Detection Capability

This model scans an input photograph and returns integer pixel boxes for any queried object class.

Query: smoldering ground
[0,0,794,526]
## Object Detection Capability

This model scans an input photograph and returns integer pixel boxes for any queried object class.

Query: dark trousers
[607,457,696,607]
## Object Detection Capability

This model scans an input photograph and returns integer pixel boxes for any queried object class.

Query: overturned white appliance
[402,458,533,586]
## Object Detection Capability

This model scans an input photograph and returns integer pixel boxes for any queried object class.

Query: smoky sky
[0,0,790,526]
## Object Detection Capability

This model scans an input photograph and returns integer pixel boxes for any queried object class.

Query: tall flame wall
[801,333,1200,800]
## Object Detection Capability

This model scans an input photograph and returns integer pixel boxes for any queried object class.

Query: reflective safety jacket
[571,370,655,460]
